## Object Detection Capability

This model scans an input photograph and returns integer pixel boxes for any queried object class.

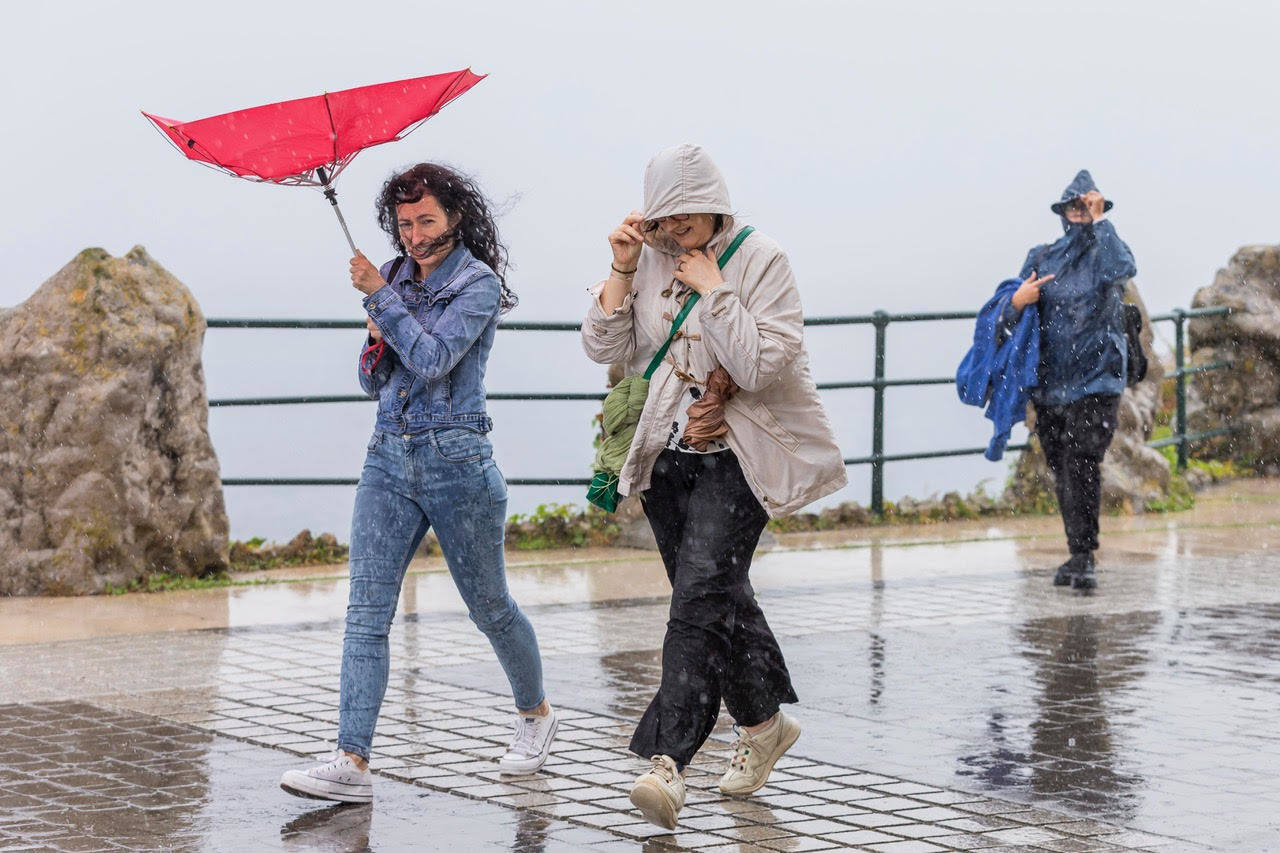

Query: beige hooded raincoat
[581,144,847,518]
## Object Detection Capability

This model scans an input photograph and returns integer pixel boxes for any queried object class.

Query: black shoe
[1070,553,1097,590]
[1052,559,1076,586]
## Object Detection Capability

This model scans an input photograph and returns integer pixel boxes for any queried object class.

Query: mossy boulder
[0,247,229,595]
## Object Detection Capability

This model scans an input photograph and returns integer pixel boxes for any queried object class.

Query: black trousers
[629,449,799,766]
[1034,393,1121,556]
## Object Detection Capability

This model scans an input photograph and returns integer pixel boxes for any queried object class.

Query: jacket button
[398,389,407,398]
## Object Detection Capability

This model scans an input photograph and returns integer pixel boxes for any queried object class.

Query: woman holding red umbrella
[280,163,557,802]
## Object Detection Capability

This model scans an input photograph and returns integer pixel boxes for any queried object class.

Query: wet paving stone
[8,491,1280,848]
[0,702,619,851]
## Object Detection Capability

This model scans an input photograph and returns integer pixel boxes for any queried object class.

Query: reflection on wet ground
[4,480,1280,849]
[0,702,618,851]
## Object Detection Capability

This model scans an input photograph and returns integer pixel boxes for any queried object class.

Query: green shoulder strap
[641,225,755,380]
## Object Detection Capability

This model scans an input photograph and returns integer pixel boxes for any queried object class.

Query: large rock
[0,247,228,595]
[1186,245,1279,465]
[1004,281,1171,513]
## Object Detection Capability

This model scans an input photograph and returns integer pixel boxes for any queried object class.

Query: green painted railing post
[1174,308,1188,471]
[871,310,889,516]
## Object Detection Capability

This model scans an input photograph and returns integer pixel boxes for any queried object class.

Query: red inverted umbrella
[142,69,485,253]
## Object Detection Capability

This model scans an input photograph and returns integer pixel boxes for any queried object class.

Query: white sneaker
[280,752,373,803]
[718,711,801,796]
[498,705,559,775]
[630,755,685,830]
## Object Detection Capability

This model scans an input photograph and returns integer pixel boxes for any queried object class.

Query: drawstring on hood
[641,143,736,256]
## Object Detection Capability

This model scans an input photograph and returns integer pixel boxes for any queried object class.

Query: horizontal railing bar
[208,319,365,329]
[845,444,1031,466]
[223,476,594,487]
[1146,427,1234,449]
[817,377,955,391]
[487,392,607,401]
[223,426,1235,487]
[1161,361,1232,380]
[1149,306,1231,321]
[212,365,1236,408]
[211,395,369,407]
[207,304,1233,333]
[507,478,593,486]
[210,392,609,407]
[223,477,359,486]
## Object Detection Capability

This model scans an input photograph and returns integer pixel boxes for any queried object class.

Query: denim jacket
[359,244,499,434]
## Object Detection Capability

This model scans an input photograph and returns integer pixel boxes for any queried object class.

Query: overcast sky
[3,1,1276,539]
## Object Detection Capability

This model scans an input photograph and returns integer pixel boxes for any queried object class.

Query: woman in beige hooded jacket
[581,144,846,829]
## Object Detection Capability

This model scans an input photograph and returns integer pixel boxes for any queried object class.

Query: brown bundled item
[682,365,739,451]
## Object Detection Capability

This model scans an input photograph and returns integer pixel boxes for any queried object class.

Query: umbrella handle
[317,167,359,256]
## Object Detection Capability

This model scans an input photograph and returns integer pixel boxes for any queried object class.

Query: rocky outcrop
[1005,281,1172,513]
[1186,245,1277,465]
[0,247,229,595]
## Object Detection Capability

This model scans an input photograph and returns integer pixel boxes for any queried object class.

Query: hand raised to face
[672,248,724,297]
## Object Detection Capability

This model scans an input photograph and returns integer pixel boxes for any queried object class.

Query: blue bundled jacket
[1008,169,1137,406]
[957,278,1040,461]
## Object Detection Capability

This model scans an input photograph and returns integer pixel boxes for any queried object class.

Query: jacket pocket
[431,427,486,463]
[735,402,801,453]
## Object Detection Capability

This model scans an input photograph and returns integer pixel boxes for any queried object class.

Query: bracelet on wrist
[610,262,637,276]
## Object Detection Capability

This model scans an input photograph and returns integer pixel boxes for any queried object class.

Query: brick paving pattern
[4,483,1280,849]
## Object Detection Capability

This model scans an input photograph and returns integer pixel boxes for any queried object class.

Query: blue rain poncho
[1006,170,1137,406]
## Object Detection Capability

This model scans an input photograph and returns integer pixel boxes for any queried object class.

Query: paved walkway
[3,480,1280,851]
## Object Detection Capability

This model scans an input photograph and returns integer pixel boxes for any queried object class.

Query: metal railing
[207,305,1233,514]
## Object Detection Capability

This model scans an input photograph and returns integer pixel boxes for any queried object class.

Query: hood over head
[641,143,735,255]
[1050,169,1115,217]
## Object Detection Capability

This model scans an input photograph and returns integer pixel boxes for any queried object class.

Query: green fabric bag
[586,226,755,512]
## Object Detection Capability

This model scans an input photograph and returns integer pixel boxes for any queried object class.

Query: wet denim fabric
[359,244,500,435]
[630,449,798,766]
[336,427,544,760]
[1035,394,1121,555]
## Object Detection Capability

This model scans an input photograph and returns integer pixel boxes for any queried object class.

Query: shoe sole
[498,714,561,776]
[630,778,679,830]
[1072,576,1098,590]
[719,717,802,796]
[280,773,372,804]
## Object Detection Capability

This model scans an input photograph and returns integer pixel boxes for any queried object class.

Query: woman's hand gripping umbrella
[142,68,485,370]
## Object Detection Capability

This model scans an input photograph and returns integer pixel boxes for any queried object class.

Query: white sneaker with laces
[630,754,685,830]
[718,711,801,795]
[280,751,373,803]
[498,705,559,775]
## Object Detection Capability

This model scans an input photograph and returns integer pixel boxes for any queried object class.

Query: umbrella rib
[321,92,340,176]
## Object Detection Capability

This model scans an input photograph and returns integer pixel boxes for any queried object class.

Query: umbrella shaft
[321,184,358,255]
[329,198,358,256]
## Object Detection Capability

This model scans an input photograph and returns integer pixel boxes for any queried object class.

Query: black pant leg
[641,450,696,585]
[1058,395,1121,555]
[1035,403,1070,522]
[720,577,799,727]
[630,451,794,766]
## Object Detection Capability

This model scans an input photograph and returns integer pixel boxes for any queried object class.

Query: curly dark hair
[375,163,517,313]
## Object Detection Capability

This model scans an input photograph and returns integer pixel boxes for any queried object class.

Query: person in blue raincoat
[1003,170,1136,590]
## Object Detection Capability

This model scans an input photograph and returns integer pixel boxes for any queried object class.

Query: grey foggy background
[2,1,1275,542]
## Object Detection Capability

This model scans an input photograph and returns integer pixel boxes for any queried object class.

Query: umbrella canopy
[142,69,484,186]
[141,69,485,253]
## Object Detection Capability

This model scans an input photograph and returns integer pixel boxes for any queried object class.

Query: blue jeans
[336,427,545,760]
